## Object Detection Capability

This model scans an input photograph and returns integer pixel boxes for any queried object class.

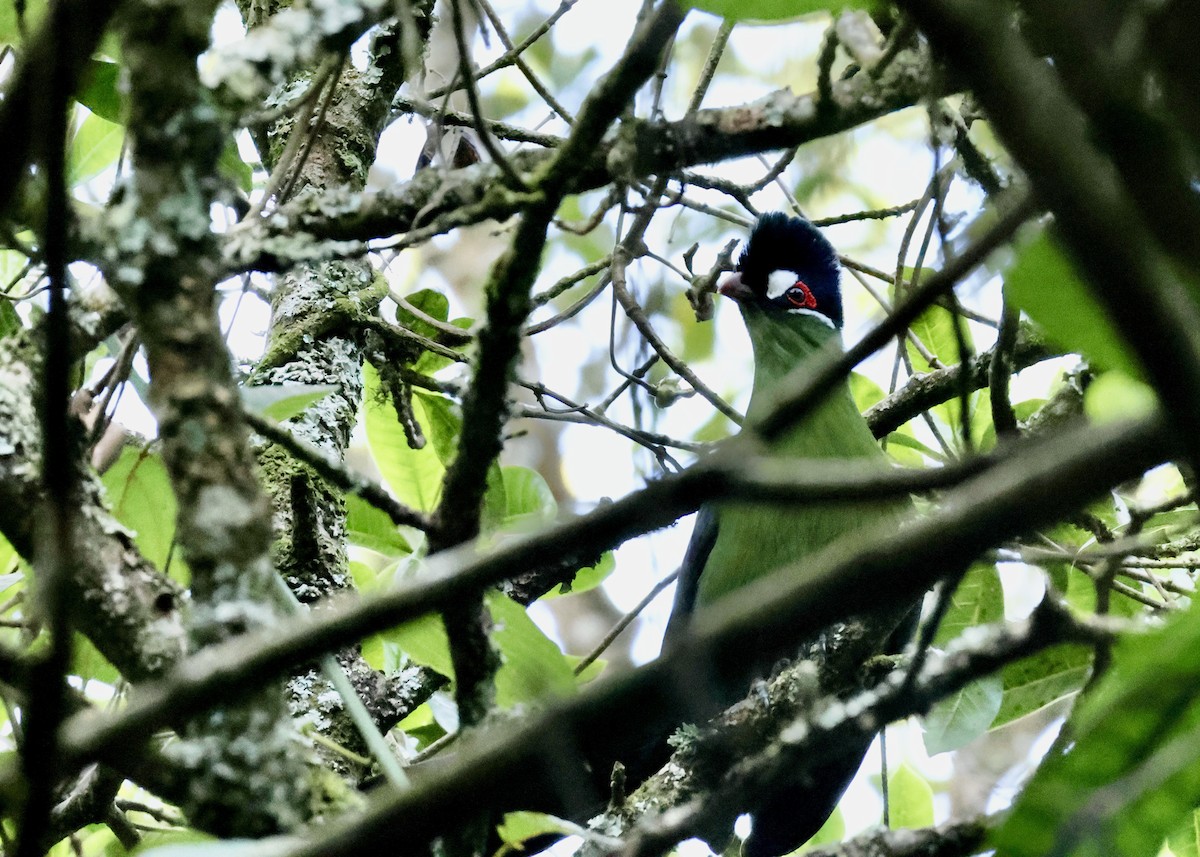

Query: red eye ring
[786,280,818,309]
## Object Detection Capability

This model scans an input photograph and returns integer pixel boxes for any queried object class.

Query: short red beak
[717,272,754,302]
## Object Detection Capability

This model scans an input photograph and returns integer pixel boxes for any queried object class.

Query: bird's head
[718,213,843,330]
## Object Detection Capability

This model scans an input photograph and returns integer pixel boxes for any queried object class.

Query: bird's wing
[662,503,720,647]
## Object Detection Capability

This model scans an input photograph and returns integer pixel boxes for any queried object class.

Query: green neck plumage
[738,306,873,458]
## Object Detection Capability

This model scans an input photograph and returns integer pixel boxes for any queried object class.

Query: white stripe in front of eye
[765,270,794,300]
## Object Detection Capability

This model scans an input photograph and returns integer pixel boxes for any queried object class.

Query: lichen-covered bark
[0,332,185,682]
[106,0,314,835]
[241,1,440,775]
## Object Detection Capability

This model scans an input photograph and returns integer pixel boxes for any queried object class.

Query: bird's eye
[785,280,818,310]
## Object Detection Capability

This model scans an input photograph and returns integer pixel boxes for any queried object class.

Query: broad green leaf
[1084,371,1157,424]
[685,0,868,23]
[0,299,21,338]
[495,811,583,850]
[241,383,336,422]
[399,289,471,374]
[935,563,1004,646]
[907,304,973,374]
[102,447,185,579]
[385,593,575,707]
[364,364,445,512]
[410,390,510,529]
[134,834,298,857]
[345,494,413,557]
[1005,231,1140,375]
[499,465,557,527]
[992,644,1090,728]
[886,763,934,830]
[923,672,1004,755]
[567,654,605,683]
[0,0,49,44]
[849,371,885,412]
[882,431,943,465]
[77,60,123,123]
[397,288,450,341]
[800,806,844,850]
[69,111,124,184]
[414,390,462,466]
[386,612,454,678]
[995,605,1200,857]
[48,825,119,857]
[0,532,18,582]
[72,632,120,685]
[1168,810,1200,857]
[1065,561,1144,619]
[219,138,253,193]
[348,560,378,593]
[547,551,616,597]
[488,591,576,705]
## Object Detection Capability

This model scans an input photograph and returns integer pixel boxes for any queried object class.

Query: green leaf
[77,60,124,123]
[1167,810,1200,857]
[907,304,973,374]
[413,390,462,466]
[495,811,583,850]
[364,365,445,512]
[219,138,253,193]
[69,110,124,184]
[397,289,451,340]
[567,654,605,683]
[1005,231,1140,375]
[0,0,49,44]
[923,672,1004,755]
[101,447,185,579]
[498,465,557,528]
[133,834,298,857]
[685,0,868,23]
[886,763,934,830]
[72,632,120,685]
[849,371,885,412]
[386,612,453,678]
[882,431,944,465]
[488,591,576,705]
[384,593,575,707]
[935,563,1004,646]
[995,605,1200,857]
[547,551,616,597]
[406,390,515,531]
[1084,371,1158,424]
[0,298,21,338]
[1064,561,1144,619]
[241,383,336,422]
[993,644,1091,728]
[345,494,412,557]
[800,806,844,850]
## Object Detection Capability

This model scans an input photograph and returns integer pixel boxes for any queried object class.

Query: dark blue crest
[737,213,843,327]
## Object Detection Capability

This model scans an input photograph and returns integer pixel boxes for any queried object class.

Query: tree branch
[55,413,1174,850]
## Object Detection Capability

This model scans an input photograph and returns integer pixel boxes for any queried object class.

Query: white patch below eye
[765,269,795,301]
[786,307,837,328]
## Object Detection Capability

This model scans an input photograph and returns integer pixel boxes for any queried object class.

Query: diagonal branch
[226,45,943,273]
[56,412,1173,826]
[428,0,688,726]
[901,0,1200,474]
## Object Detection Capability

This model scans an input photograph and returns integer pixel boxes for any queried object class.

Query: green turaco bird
[664,213,915,857]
